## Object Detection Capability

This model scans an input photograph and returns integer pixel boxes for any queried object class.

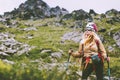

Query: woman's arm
[68,42,83,58]
[98,39,107,58]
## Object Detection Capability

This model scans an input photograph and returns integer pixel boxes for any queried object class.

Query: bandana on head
[86,22,98,32]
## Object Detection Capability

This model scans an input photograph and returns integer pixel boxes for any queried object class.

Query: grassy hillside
[0,17,120,79]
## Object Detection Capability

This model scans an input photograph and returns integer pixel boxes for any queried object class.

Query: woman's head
[82,22,99,45]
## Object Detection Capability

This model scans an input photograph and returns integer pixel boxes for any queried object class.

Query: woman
[68,24,109,80]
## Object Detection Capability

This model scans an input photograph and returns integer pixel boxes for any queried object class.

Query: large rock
[89,9,98,16]
[50,6,68,17]
[0,32,34,56]
[51,52,63,59]
[3,0,69,20]
[113,31,120,47]
[61,31,83,43]
[105,9,120,24]
[62,9,91,20]
[72,9,91,20]
[105,9,119,16]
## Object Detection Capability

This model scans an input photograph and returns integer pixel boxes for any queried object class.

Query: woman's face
[84,30,93,38]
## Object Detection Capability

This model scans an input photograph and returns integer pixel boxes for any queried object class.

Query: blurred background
[0,0,120,80]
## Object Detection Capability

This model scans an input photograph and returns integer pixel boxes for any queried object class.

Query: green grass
[103,57,120,78]
[0,17,120,79]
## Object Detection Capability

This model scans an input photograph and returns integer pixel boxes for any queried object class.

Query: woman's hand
[68,48,73,55]
[106,57,110,62]
[105,56,110,62]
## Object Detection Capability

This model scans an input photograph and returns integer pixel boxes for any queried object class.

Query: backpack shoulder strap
[95,39,104,62]
[95,39,100,52]
[95,39,99,46]
[82,44,84,55]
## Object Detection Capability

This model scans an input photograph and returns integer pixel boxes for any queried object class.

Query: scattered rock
[61,31,83,43]
[51,52,63,59]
